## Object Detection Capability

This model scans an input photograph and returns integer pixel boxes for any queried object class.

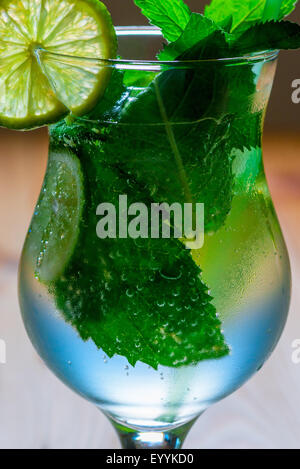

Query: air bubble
[157,301,165,308]
[126,289,134,298]
[159,270,182,281]
[52,200,59,214]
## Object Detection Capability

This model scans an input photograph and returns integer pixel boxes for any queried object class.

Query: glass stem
[110,418,197,449]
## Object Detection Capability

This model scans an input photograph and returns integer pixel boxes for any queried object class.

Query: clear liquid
[19,166,291,430]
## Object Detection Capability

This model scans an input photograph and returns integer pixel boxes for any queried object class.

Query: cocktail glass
[19,28,291,449]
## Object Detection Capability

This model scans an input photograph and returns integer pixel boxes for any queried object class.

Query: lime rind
[26,148,84,284]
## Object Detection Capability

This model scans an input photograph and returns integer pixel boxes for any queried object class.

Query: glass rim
[39,26,279,69]
[114,26,279,64]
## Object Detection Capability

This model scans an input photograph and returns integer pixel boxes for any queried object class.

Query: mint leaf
[49,135,229,369]
[158,13,226,60]
[230,20,300,54]
[133,0,191,42]
[205,0,298,32]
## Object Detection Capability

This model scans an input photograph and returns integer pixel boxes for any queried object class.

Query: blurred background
[0,0,300,449]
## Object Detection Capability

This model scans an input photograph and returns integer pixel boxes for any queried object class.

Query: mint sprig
[135,0,299,60]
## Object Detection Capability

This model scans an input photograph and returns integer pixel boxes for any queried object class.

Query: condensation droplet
[126,289,134,298]
[157,301,165,308]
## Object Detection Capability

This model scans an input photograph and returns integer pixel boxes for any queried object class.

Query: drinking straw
[262,0,283,21]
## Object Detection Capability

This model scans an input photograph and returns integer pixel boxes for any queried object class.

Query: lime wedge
[26,148,84,284]
[0,0,117,129]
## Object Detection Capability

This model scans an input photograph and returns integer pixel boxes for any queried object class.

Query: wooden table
[0,130,299,448]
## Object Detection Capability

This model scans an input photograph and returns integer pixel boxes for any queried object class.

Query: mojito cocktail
[0,0,298,449]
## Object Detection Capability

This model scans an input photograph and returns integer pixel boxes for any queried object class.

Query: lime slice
[26,148,84,284]
[0,0,117,129]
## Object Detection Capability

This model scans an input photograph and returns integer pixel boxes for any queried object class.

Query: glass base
[110,418,198,449]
